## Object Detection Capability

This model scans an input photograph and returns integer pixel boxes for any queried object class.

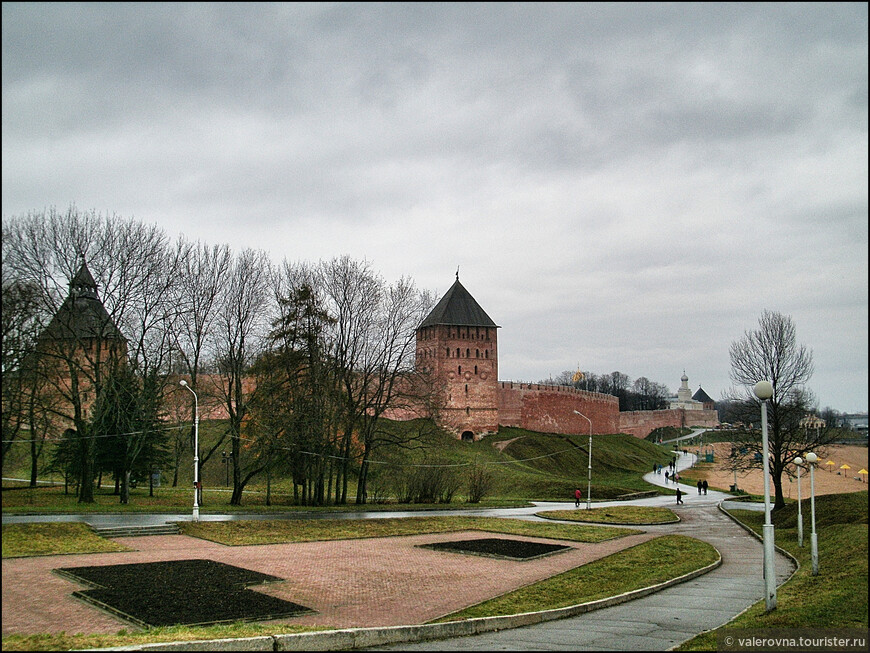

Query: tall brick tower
[415,274,499,440]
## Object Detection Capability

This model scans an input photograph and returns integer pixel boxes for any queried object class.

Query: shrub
[466,464,494,503]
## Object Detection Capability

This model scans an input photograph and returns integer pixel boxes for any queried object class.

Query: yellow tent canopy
[840,463,851,470]
[825,460,836,470]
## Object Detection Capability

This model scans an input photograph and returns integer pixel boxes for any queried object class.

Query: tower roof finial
[456,265,459,281]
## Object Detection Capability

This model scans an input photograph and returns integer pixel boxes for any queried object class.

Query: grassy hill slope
[3,418,676,508]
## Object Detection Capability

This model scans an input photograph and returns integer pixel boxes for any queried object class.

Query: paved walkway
[2,450,797,650]
[368,450,797,651]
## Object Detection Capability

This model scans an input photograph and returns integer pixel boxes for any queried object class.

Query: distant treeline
[538,370,670,412]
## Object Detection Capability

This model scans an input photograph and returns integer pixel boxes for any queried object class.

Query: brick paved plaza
[2,528,655,636]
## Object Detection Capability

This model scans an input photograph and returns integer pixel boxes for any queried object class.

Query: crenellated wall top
[498,381,619,404]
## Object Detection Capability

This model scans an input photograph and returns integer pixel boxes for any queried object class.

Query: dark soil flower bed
[418,537,572,561]
[54,559,314,628]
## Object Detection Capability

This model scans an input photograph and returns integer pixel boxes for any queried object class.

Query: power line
[6,425,581,469]
[2,424,188,444]
[231,432,579,468]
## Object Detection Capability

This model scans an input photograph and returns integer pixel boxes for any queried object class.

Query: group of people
[652,451,708,505]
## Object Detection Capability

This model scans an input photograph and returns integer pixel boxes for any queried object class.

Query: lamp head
[753,381,774,401]
[806,452,818,464]
[179,379,188,387]
[794,456,803,465]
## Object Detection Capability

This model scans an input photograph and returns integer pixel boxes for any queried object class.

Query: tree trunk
[78,436,95,503]
[772,472,786,511]
[120,469,130,504]
[29,436,38,488]
[356,458,369,505]
[339,429,352,504]
[172,443,181,487]
[230,480,246,505]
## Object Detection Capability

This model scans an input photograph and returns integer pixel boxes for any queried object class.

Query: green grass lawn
[178,515,639,545]
[0,483,530,513]
[1,522,132,558]
[536,505,680,525]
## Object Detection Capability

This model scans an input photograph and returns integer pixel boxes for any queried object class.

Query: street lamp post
[794,457,804,547]
[806,452,819,575]
[179,380,199,521]
[753,380,776,611]
[573,410,593,509]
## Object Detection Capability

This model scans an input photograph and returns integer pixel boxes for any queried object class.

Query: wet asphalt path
[364,451,796,651]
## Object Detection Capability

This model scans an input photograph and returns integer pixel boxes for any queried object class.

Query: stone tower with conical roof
[41,261,126,347]
[415,273,499,440]
[38,260,128,392]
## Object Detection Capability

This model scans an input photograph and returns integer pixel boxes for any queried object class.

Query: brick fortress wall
[617,407,719,438]
[497,382,620,435]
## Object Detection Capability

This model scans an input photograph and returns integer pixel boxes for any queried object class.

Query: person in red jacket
[574,488,581,508]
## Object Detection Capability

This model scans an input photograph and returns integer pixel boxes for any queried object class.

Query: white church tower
[670,371,703,411]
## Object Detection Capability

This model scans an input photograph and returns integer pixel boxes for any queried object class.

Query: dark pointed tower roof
[419,276,498,328]
[40,262,126,342]
[693,387,715,404]
[70,263,98,296]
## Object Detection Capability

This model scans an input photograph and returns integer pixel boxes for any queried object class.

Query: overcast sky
[3,3,867,413]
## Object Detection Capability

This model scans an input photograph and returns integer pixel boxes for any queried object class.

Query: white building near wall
[668,371,705,411]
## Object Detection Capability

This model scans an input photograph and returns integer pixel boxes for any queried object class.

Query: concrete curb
[716,500,801,584]
[87,552,722,651]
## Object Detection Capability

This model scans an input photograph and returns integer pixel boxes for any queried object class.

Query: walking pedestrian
[676,487,683,504]
[575,488,581,508]
[697,480,703,495]
[653,463,657,475]
[702,480,708,495]
[664,470,669,483]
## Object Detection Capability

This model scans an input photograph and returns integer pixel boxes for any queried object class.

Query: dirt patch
[418,537,571,560]
[493,436,524,452]
[693,443,868,497]
[54,559,313,628]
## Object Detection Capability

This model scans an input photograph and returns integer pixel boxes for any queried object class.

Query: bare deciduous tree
[726,309,834,510]
[211,248,271,505]
[172,239,231,488]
